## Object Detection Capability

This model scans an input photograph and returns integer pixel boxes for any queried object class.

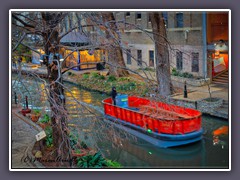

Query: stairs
[212,70,228,86]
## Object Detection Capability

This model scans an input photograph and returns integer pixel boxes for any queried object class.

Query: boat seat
[139,105,192,120]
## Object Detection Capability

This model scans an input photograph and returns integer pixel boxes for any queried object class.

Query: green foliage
[76,152,122,168]
[171,68,180,76]
[182,72,194,78]
[144,67,155,72]
[15,44,32,62]
[107,75,117,82]
[69,131,78,150]
[119,82,136,91]
[80,141,88,149]
[106,160,122,168]
[45,126,53,148]
[91,72,100,78]
[98,75,105,80]
[75,149,81,154]
[118,77,130,81]
[83,74,89,79]
[15,44,29,55]
[171,68,193,78]
[39,114,50,123]
[32,109,41,115]
[141,88,149,96]
[76,152,107,168]
[138,67,155,72]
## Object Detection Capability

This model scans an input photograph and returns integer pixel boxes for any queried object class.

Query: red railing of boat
[102,96,202,135]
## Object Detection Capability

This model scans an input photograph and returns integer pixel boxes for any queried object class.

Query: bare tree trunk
[149,12,173,97]
[101,12,129,77]
[41,12,71,165]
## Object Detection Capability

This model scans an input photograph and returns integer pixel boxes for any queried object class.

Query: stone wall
[171,76,210,87]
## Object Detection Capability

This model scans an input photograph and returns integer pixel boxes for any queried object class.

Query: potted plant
[37,114,50,129]
[31,109,41,122]
[21,96,31,116]
[72,148,88,157]
[21,108,31,116]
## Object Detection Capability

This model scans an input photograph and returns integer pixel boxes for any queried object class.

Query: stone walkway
[11,106,43,169]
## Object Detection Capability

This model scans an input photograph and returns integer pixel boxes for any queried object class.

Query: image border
[9,8,231,172]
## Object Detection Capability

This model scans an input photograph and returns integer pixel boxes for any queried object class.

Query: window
[149,50,154,67]
[162,12,168,28]
[148,15,151,23]
[126,12,130,17]
[136,12,141,20]
[176,51,183,70]
[176,12,183,28]
[137,50,142,66]
[192,53,199,72]
[127,49,132,65]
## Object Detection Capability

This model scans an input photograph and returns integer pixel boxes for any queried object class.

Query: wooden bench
[139,105,192,120]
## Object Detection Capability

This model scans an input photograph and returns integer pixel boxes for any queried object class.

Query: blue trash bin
[115,94,128,108]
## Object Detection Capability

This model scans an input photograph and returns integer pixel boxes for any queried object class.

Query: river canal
[11,75,229,169]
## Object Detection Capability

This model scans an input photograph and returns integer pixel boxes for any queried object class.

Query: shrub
[182,72,194,78]
[107,75,117,82]
[106,160,122,168]
[76,152,107,168]
[80,141,88,149]
[69,132,78,150]
[172,68,177,73]
[91,72,100,78]
[118,77,129,81]
[45,126,53,148]
[83,74,89,79]
[119,82,136,91]
[39,114,50,123]
[144,67,155,72]
[32,109,41,115]
[98,75,105,80]
[172,69,194,79]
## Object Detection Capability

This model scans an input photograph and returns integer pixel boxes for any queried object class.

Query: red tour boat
[102,95,203,148]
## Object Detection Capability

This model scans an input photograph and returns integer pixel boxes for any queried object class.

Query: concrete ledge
[171,76,210,87]
[168,96,227,119]
[197,98,224,114]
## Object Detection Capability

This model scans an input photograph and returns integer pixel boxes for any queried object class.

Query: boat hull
[104,115,203,148]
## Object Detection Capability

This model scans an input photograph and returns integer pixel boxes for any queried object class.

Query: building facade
[46,11,229,79]
[115,11,207,77]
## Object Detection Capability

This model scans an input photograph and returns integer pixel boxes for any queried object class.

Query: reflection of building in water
[119,141,204,167]
[82,91,92,103]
